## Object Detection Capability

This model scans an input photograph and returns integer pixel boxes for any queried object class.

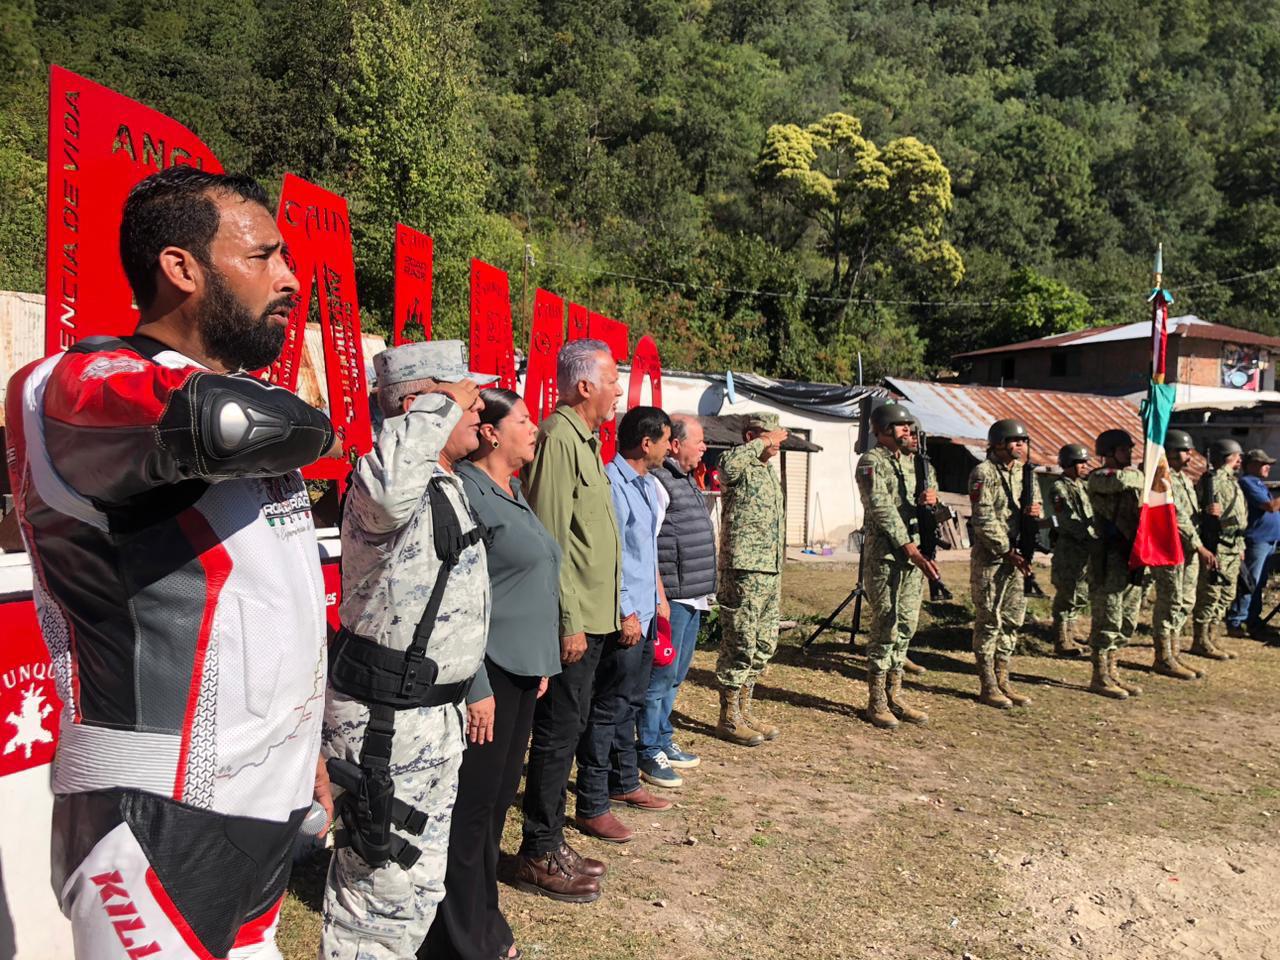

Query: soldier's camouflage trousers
[1088,546,1143,653]
[321,715,464,960]
[1151,554,1199,639]
[1050,538,1090,627]
[1193,543,1244,626]
[716,568,782,689]
[864,549,924,671]
[971,556,1024,658]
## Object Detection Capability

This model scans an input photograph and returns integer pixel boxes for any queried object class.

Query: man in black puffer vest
[637,414,718,788]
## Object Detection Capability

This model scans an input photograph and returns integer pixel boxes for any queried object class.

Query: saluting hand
[437,379,482,412]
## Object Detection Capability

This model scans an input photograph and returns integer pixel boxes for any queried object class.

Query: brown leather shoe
[557,841,606,878]
[512,850,601,903]
[574,811,634,843]
[609,786,672,811]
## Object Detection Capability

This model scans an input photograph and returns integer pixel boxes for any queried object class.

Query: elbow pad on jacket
[161,373,336,477]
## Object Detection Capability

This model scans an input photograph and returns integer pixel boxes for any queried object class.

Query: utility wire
[527,255,1280,311]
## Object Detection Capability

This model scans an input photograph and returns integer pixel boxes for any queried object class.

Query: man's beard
[196,267,291,372]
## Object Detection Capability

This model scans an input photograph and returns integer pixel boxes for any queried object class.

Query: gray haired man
[320,340,496,959]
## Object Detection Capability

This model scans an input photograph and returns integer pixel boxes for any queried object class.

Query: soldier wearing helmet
[1149,430,1216,680]
[967,418,1041,710]
[1190,437,1247,660]
[1085,428,1146,699]
[855,402,938,729]
[1048,444,1094,658]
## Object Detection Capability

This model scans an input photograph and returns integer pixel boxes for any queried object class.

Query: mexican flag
[1130,280,1185,570]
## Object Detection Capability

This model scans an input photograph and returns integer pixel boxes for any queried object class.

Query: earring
[492,439,501,449]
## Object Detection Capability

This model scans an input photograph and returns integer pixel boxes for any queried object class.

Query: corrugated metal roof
[955,315,1280,358]
[886,377,1146,471]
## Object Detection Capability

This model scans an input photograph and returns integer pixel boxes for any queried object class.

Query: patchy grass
[283,560,1280,960]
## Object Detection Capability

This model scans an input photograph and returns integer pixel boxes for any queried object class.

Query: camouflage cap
[745,411,781,431]
[372,340,499,388]
[1245,447,1276,465]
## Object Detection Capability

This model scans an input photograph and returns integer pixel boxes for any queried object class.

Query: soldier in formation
[1149,430,1216,680]
[1084,429,1147,699]
[714,413,789,746]
[1049,444,1094,658]
[855,403,940,729]
[968,419,1040,709]
[1190,438,1247,661]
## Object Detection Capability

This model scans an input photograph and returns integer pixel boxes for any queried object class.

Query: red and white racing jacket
[5,335,334,823]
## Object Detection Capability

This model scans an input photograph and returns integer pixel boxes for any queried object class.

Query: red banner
[628,334,664,410]
[567,301,589,341]
[272,174,372,476]
[525,288,566,424]
[469,259,518,390]
[43,65,222,356]
[0,599,62,777]
[393,224,432,345]
[587,312,630,463]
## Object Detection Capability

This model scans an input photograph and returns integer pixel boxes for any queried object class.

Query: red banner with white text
[469,259,518,390]
[43,65,222,356]
[393,224,432,345]
[271,174,372,474]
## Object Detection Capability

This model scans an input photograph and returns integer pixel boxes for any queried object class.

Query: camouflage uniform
[969,457,1040,657]
[1050,475,1094,630]
[321,392,490,960]
[1192,468,1247,626]
[1151,470,1202,641]
[1086,466,1145,653]
[856,445,925,671]
[715,436,785,689]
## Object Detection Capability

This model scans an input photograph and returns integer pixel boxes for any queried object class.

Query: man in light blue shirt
[572,406,674,845]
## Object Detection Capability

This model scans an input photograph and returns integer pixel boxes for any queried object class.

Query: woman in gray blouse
[425,388,564,960]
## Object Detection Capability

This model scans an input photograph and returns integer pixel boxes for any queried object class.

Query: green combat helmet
[1095,429,1136,457]
[988,418,1030,445]
[870,402,914,434]
[1209,437,1243,466]
[1165,429,1194,452]
[1058,443,1089,468]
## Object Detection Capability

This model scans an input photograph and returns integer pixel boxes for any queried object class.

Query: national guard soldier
[715,412,788,746]
[1190,437,1247,661]
[1049,444,1094,658]
[856,403,940,728]
[1150,430,1218,680]
[1085,429,1146,699]
[969,419,1041,709]
[321,341,496,959]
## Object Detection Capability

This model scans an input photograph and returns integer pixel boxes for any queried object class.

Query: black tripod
[804,532,866,650]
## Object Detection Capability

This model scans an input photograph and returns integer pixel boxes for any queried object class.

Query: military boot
[1152,633,1197,680]
[1210,623,1238,660]
[739,682,779,741]
[864,668,899,729]
[1106,650,1143,697]
[1088,647,1128,700]
[995,655,1032,706]
[1189,621,1230,661]
[902,655,927,675]
[716,688,764,747]
[886,668,928,724]
[1053,620,1086,658]
[976,653,1012,709]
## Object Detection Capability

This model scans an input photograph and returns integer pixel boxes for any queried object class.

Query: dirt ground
[280,557,1280,960]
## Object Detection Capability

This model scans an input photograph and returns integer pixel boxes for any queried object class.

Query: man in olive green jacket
[715,412,788,745]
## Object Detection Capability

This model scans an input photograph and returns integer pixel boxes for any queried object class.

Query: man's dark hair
[618,406,671,452]
[120,167,272,310]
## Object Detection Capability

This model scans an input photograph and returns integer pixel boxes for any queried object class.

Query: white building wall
[652,373,864,547]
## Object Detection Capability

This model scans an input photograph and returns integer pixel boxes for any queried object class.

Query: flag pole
[1152,241,1165,385]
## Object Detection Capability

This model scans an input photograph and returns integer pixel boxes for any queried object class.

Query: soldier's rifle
[914,430,952,601]
[1018,449,1047,597]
